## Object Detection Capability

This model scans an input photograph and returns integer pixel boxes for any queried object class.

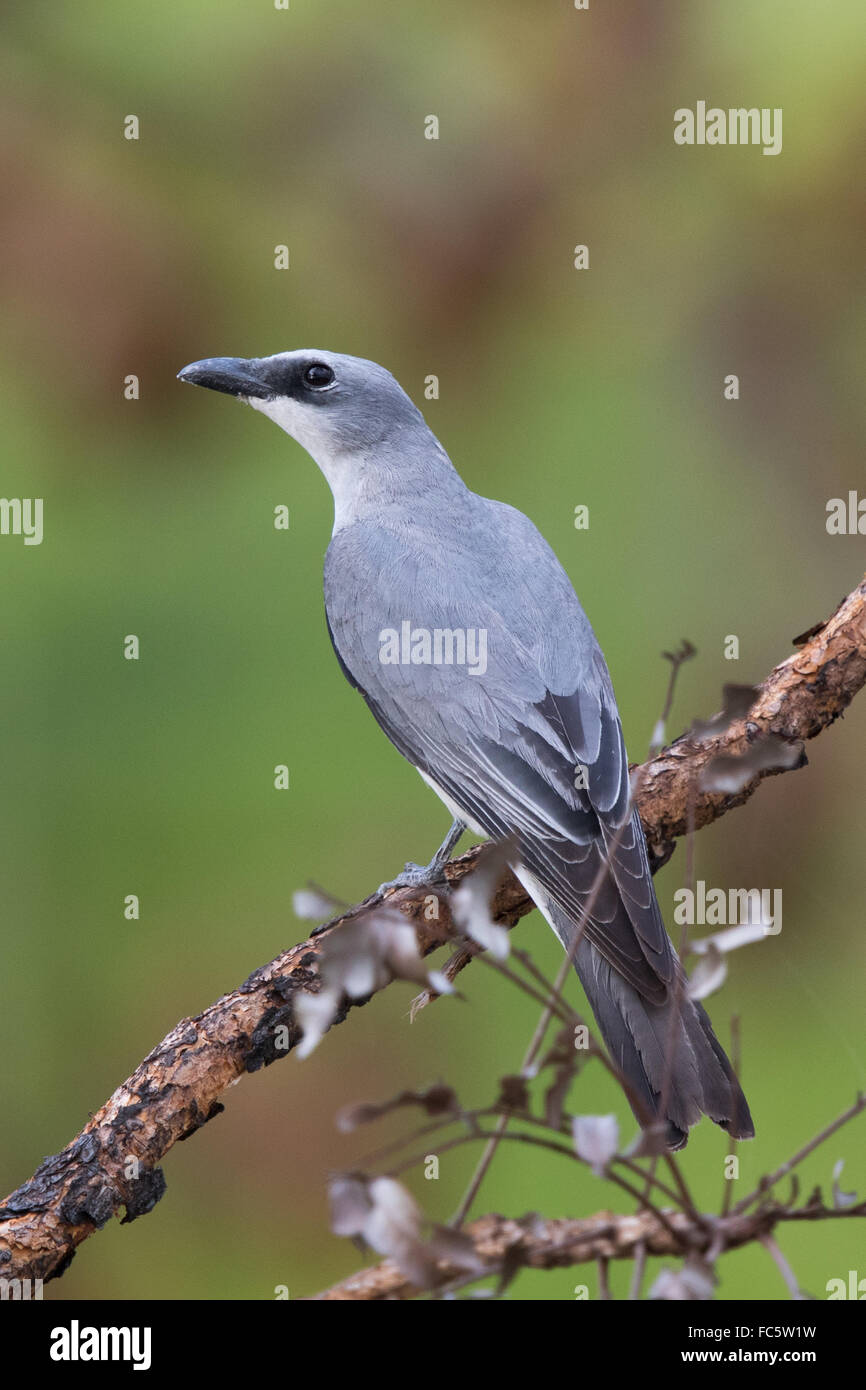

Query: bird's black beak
[177,356,274,400]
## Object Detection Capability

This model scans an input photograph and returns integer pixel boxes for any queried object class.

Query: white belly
[417,768,563,948]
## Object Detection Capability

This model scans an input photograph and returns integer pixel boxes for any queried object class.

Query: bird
[178,348,754,1149]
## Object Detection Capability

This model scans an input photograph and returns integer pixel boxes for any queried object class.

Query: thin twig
[760,1233,802,1299]
[732,1093,866,1215]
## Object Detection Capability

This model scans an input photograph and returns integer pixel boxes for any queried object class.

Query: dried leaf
[649,1258,716,1301]
[687,942,728,1001]
[361,1177,439,1287]
[294,909,445,1056]
[336,1084,460,1133]
[292,888,340,921]
[690,922,769,955]
[328,1174,373,1237]
[450,837,516,960]
[293,986,340,1059]
[691,685,758,742]
[832,1159,858,1211]
[572,1114,619,1176]
[329,1174,484,1290]
[428,1224,486,1276]
[497,1075,531,1112]
[425,970,455,997]
[700,733,802,794]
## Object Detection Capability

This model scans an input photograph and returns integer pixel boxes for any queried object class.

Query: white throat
[247,394,359,535]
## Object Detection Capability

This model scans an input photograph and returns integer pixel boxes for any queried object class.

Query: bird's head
[177,348,425,466]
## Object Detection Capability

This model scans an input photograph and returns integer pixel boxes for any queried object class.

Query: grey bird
[178,348,754,1149]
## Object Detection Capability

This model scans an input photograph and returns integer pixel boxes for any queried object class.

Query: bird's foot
[376,818,465,897]
[377,859,450,896]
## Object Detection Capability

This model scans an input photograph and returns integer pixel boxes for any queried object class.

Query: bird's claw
[377,860,450,896]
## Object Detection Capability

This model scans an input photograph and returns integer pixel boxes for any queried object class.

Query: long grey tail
[571,933,754,1150]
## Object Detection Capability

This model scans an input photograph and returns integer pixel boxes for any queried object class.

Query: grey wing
[327,604,675,1006]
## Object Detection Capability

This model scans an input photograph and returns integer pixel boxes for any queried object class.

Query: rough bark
[310,1200,864,1301]
[636,575,866,868]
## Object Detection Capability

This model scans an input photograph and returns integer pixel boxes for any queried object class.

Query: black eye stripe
[303,362,335,388]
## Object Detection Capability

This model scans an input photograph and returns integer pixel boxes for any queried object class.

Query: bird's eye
[303,363,335,389]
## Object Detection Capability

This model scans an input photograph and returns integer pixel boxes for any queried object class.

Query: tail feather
[513,867,755,1149]
[573,934,754,1149]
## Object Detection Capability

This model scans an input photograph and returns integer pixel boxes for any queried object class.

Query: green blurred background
[1,0,864,1300]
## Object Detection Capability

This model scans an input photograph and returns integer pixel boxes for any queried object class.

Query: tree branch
[636,575,866,868]
[2,574,864,1286]
[309,1199,866,1301]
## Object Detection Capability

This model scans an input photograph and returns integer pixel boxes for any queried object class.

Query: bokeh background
[1,0,864,1300]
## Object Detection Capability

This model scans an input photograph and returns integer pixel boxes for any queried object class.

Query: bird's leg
[377,818,466,895]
